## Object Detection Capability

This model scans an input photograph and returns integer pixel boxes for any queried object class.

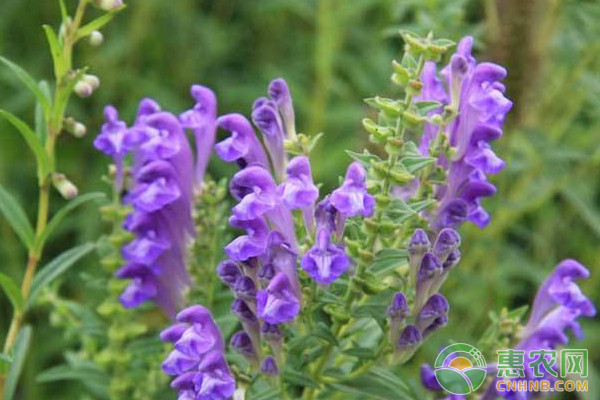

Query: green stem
[0,2,88,397]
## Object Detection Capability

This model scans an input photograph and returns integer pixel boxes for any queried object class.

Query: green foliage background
[0,0,598,398]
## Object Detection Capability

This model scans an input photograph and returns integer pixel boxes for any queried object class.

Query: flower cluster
[419,36,512,230]
[161,305,235,400]
[390,228,460,362]
[301,162,374,284]
[95,86,217,316]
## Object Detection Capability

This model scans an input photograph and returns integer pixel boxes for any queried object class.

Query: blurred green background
[0,0,599,399]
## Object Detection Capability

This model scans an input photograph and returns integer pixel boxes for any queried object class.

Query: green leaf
[346,149,381,166]
[400,156,436,174]
[35,81,51,142]
[28,243,96,307]
[250,388,281,400]
[312,322,339,346]
[284,369,319,388]
[331,368,415,400]
[0,57,51,118]
[42,25,65,78]
[34,192,105,254]
[36,363,108,384]
[3,326,32,400]
[0,353,12,375]
[414,100,442,115]
[0,109,52,180]
[371,249,408,275]
[0,273,23,312]
[58,0,68,22]
[0,184,35,249]
[75,5,127,41]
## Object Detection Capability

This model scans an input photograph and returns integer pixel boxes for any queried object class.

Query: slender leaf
[42,25,64,78]
[28,243,96,307]
[0,57,51,117]
[0,110,52,179]
[34,193,105,253]
[35,81,51,142]
[36,364,107,384]
[58,0,68,22]
[75,5,127,41]
[3,326,32,400]
[0,184,35,248]
[0,273,23,312]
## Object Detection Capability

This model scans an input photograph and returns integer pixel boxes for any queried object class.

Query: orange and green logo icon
[434,343,487,395]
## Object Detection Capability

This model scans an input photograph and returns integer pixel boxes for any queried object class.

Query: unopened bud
[83,74,100,90]
[52,173,78,199]
[64,117,87,137]
[74,81,92,98]
[94,0,123,11]
[89,31,104,46]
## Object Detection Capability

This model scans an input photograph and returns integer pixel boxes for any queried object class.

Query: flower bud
[261,322,283,343]
[230,299,258,326]
[83,74,100,90]
[89,31,104,46]
[409,229,431,285]
[52,173,78,199]
[261,356,279,376]
[387,292,409,320]
[422,315,448,338]
[217,260,242,288]
[64,117,87,137]
[74,81,92,98]
[395,325,422,364]
[442,249,461,271]
[258,263,276,286]
[234,276,257,300]
[433,228,460,262]
[94,0,123,11]
[417,294,449,332]
[230,331,256,359]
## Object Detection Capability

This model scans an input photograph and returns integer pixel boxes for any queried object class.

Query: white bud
[73,122,87,138]
[74,81,92,98]
[94,0,123,11]
[52,173,79,200]
[89,31,104,46]
[83,74,100,90]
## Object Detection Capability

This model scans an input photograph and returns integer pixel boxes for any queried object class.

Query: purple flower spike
[230,331,256,359]
[162,306,235,400]
[216,113,269,169]
[420,364,443,391]
[268,78,296,137]
[279,156,319,209]
[252,102,286,178]
[428,36,512,231]
[301,229,350,284]
[330,162,375,218]
[256,272,301,324]
[261,356,279,376]
[230,166,278,220]
[179,84,217,184]
[433,228,461,261]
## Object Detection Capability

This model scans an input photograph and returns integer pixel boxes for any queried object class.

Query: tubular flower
[330,162,375,218]
[161,306,235,400]
[215,113,269,169]
[179,84,217,184]
[301,228,349,284]
[418,36,512,230]
[256,272,301,324]
[95,100,195,317]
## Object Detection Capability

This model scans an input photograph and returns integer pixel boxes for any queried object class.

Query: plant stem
[0,2,88,397]
[301,54,426,400]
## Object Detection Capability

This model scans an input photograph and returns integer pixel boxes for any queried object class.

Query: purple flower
[416,294,449,330]
[224,217,269,262]
[432,228,461,261]
[428,37,512,230]
[330,162,375,218]
[268,78,296,138]
[94,106,131,190]
[179,85,217,184]
[230,299,258,326]
[252,101,286,178]
[216,260,242,288]
[230,330,256,359]
[161,306,235,400]
[387,292,409,320]
[99,104,194,317]
[215,113,268,169]
[264,231,301,295]
[479,260,595,400]
[261,356,279,376]
[417,62,446,154]
[301,228,350,284]
[230,166,278,220]
[395,325,422,363]
[420,364,443,391]
[279,156,319,210]
[256,272,301,324]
